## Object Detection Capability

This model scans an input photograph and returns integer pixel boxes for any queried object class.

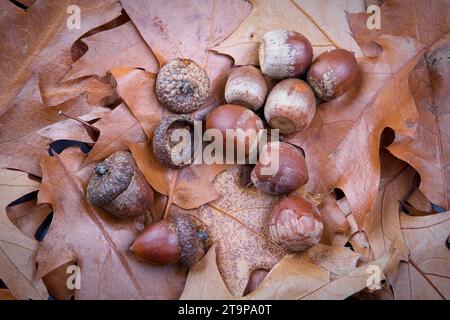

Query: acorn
[264,78,316,135]
[153,114,195,168]
[205,104,264,161]
[243,269,269,295]
[259,29,313,79]
[251,142,308,195]
[224,66,268,111]
[131,214,209,267]
[269,194,323,253]
[307,49,357,101]
[156,58,210,113]
[87,151,154,218]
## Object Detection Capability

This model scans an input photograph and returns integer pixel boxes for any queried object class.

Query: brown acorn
[307,49,357,101]
[259,29,313,79]
[269,194,323,253]
[205,104,264,161]
[251,142,308,195]
[156,58,210,113]
[224,66,268,111]
[264,78,316,135]
[153,114,196,168]
[87,151,154,218]
[131,214,209,267]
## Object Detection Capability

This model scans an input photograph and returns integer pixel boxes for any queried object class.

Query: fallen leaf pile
[0,0,448,300]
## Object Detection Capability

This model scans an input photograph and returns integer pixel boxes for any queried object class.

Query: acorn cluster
[85,29,358,280]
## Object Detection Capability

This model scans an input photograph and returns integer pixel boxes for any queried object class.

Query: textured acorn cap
[174,214,207,267]
[153,114,195,168]
[156,58,210,113]
[87,151,136,207]
[87,151,153,218]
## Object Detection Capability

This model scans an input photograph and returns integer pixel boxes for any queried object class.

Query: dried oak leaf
[82,103,147,166]
[128,141,230,210]
[181,241,395,300]
[110,68,164,138]
[348,0,450,212]
[121,0,252,111]
[6,199,52,240]
[198,167,284,296]
[180,245,234,300]
[286,35,421,228]
[363,151,414,264]
[0,0,122,115]
[392,211,450,299]
[0,169,48,300]
[213,0,364,66]
[0,76,109,176]
[64,21,159,81]
[37,147,186,299]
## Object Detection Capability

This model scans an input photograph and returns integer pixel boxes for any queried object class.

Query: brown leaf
[37,147,186,299]
[121,0,252,109]
[129,141,230,209]
[111,68,163,138]
[0,0,122,115]
[388,36,450,211]
[41,76,118,107]
[180,245,235,300]
[363,151,413,263]
[348,0,450,211]
[392,211,450,299]
[0,76,109,176]
[82,103,147,166]
[6,199,52,239]
[0,288,16,300]
[199,167,284,296]
[308,244,360,278]
[213,0,364,66]
[64,21,159,81]
[0,169,48,300]
[318,194,350,244]
[286,35,421,228]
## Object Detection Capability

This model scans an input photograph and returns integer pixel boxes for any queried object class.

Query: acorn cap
[87,151,136,207]
[156,58,210,113]
[174,214,207,267]
[153,114,195,168]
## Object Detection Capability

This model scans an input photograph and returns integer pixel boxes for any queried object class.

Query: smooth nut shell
[132,220,181,264]
[205,104,264,158]
[307,49,357,100]
[87,151,153,218]
[259,29,313,79]
[225,66,268,111]
[153,115,195,168]
[156,58,210,113]
[251,142,308,195]
[264,79,316,135]
[269,195,323,253]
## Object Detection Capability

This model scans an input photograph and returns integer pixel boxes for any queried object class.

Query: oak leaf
[0,169,48,300]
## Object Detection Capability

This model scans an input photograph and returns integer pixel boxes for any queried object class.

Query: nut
[259,29,313,79]
[307,49,357,100]
[264,78,316,135]
[251,142,308,195]
[224,66,268,111]
[205,104,264,161]
[269,194,323,253]
[156,58,210,113]
[87,151,154,218]
[131,214,208,267]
